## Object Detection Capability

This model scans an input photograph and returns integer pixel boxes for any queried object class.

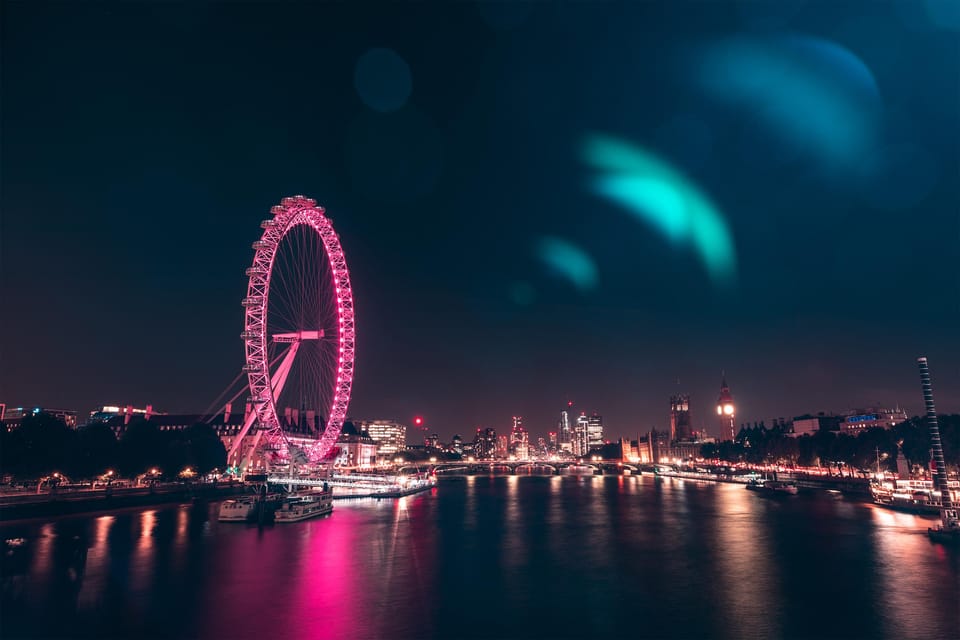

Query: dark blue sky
[2,1,958,441]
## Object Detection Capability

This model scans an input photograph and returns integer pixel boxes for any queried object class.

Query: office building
[474,427,498,459]
[334,422,378,468]
[361,420,408,458]
[558,402,573,447]
[587,412,604,449]
[510,416,529,459]
[840,407,909,433]
[574,412,590,457]
[3,406,79,429]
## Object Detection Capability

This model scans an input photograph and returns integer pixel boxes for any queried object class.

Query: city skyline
[3,2,958,443]
[2,371,948,446]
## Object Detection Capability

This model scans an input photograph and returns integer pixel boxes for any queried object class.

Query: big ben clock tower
[717,376,736,442]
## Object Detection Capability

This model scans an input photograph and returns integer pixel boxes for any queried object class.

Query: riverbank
[0,482,249,522]
[654,468,873,496]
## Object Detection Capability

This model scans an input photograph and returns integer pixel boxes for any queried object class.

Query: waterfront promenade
[652,467,874,496]
[0,481,247,521]
[1,462,878,522]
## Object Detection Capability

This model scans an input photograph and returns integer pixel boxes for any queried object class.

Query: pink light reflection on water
[196,508,370,640]
[283,511,358,640]
[870,505,960,638]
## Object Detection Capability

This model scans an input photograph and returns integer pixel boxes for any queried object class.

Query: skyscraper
[587,412,604,449]
[670,394,692,441]
[511,415,529,459]
[474,427,497,459]
[558,401,573,448]
[716,377,736,442]
[574,412,590,457]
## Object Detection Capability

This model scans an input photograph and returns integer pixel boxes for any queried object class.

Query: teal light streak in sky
[536,236,599,292]
[696,36,881,172]
[583,133,737,286]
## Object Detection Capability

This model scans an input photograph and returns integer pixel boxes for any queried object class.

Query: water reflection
[1,479,958,640]
[712,485,782,639]
[501,476,526,572]
[76,515,113,611]
[870,505,959,638]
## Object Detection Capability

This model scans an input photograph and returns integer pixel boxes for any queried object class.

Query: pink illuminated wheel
[241,195,356,463]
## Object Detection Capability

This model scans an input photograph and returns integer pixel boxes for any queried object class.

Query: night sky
[2,1,958,442]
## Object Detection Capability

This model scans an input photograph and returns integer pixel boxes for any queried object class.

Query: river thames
[2,475,958,640]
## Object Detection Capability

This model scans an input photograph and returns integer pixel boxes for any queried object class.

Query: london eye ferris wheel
[236,195,356,465]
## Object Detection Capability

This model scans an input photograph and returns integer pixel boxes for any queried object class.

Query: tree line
[0,413,227,480]
[699,414,960,473]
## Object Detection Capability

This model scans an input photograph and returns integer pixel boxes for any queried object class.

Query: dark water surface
[2,476,958,640]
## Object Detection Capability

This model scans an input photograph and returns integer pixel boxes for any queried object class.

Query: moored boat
[928,523,960,545]
[218,497,257,522]
[871,479,960,515]
[274,491,333,523]
[746,479,798,496]
[218,494,284,523]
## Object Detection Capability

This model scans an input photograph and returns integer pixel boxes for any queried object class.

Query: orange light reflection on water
[869,504,955,638]
[712,484,783,639]
[76,515,114,610]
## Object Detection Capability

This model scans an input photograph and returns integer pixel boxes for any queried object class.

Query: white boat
[370,474,436,498]
[218,497,257,522]
[762,480,798,495]
[273,492,333,523]
[746,479,798,496]
[871,479,960,515]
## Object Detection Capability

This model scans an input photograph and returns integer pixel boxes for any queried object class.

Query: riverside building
[670,394,692,441]
[587,412,604,450]
[361,420,407,458]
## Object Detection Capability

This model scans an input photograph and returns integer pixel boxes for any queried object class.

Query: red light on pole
[414,416,424,427]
